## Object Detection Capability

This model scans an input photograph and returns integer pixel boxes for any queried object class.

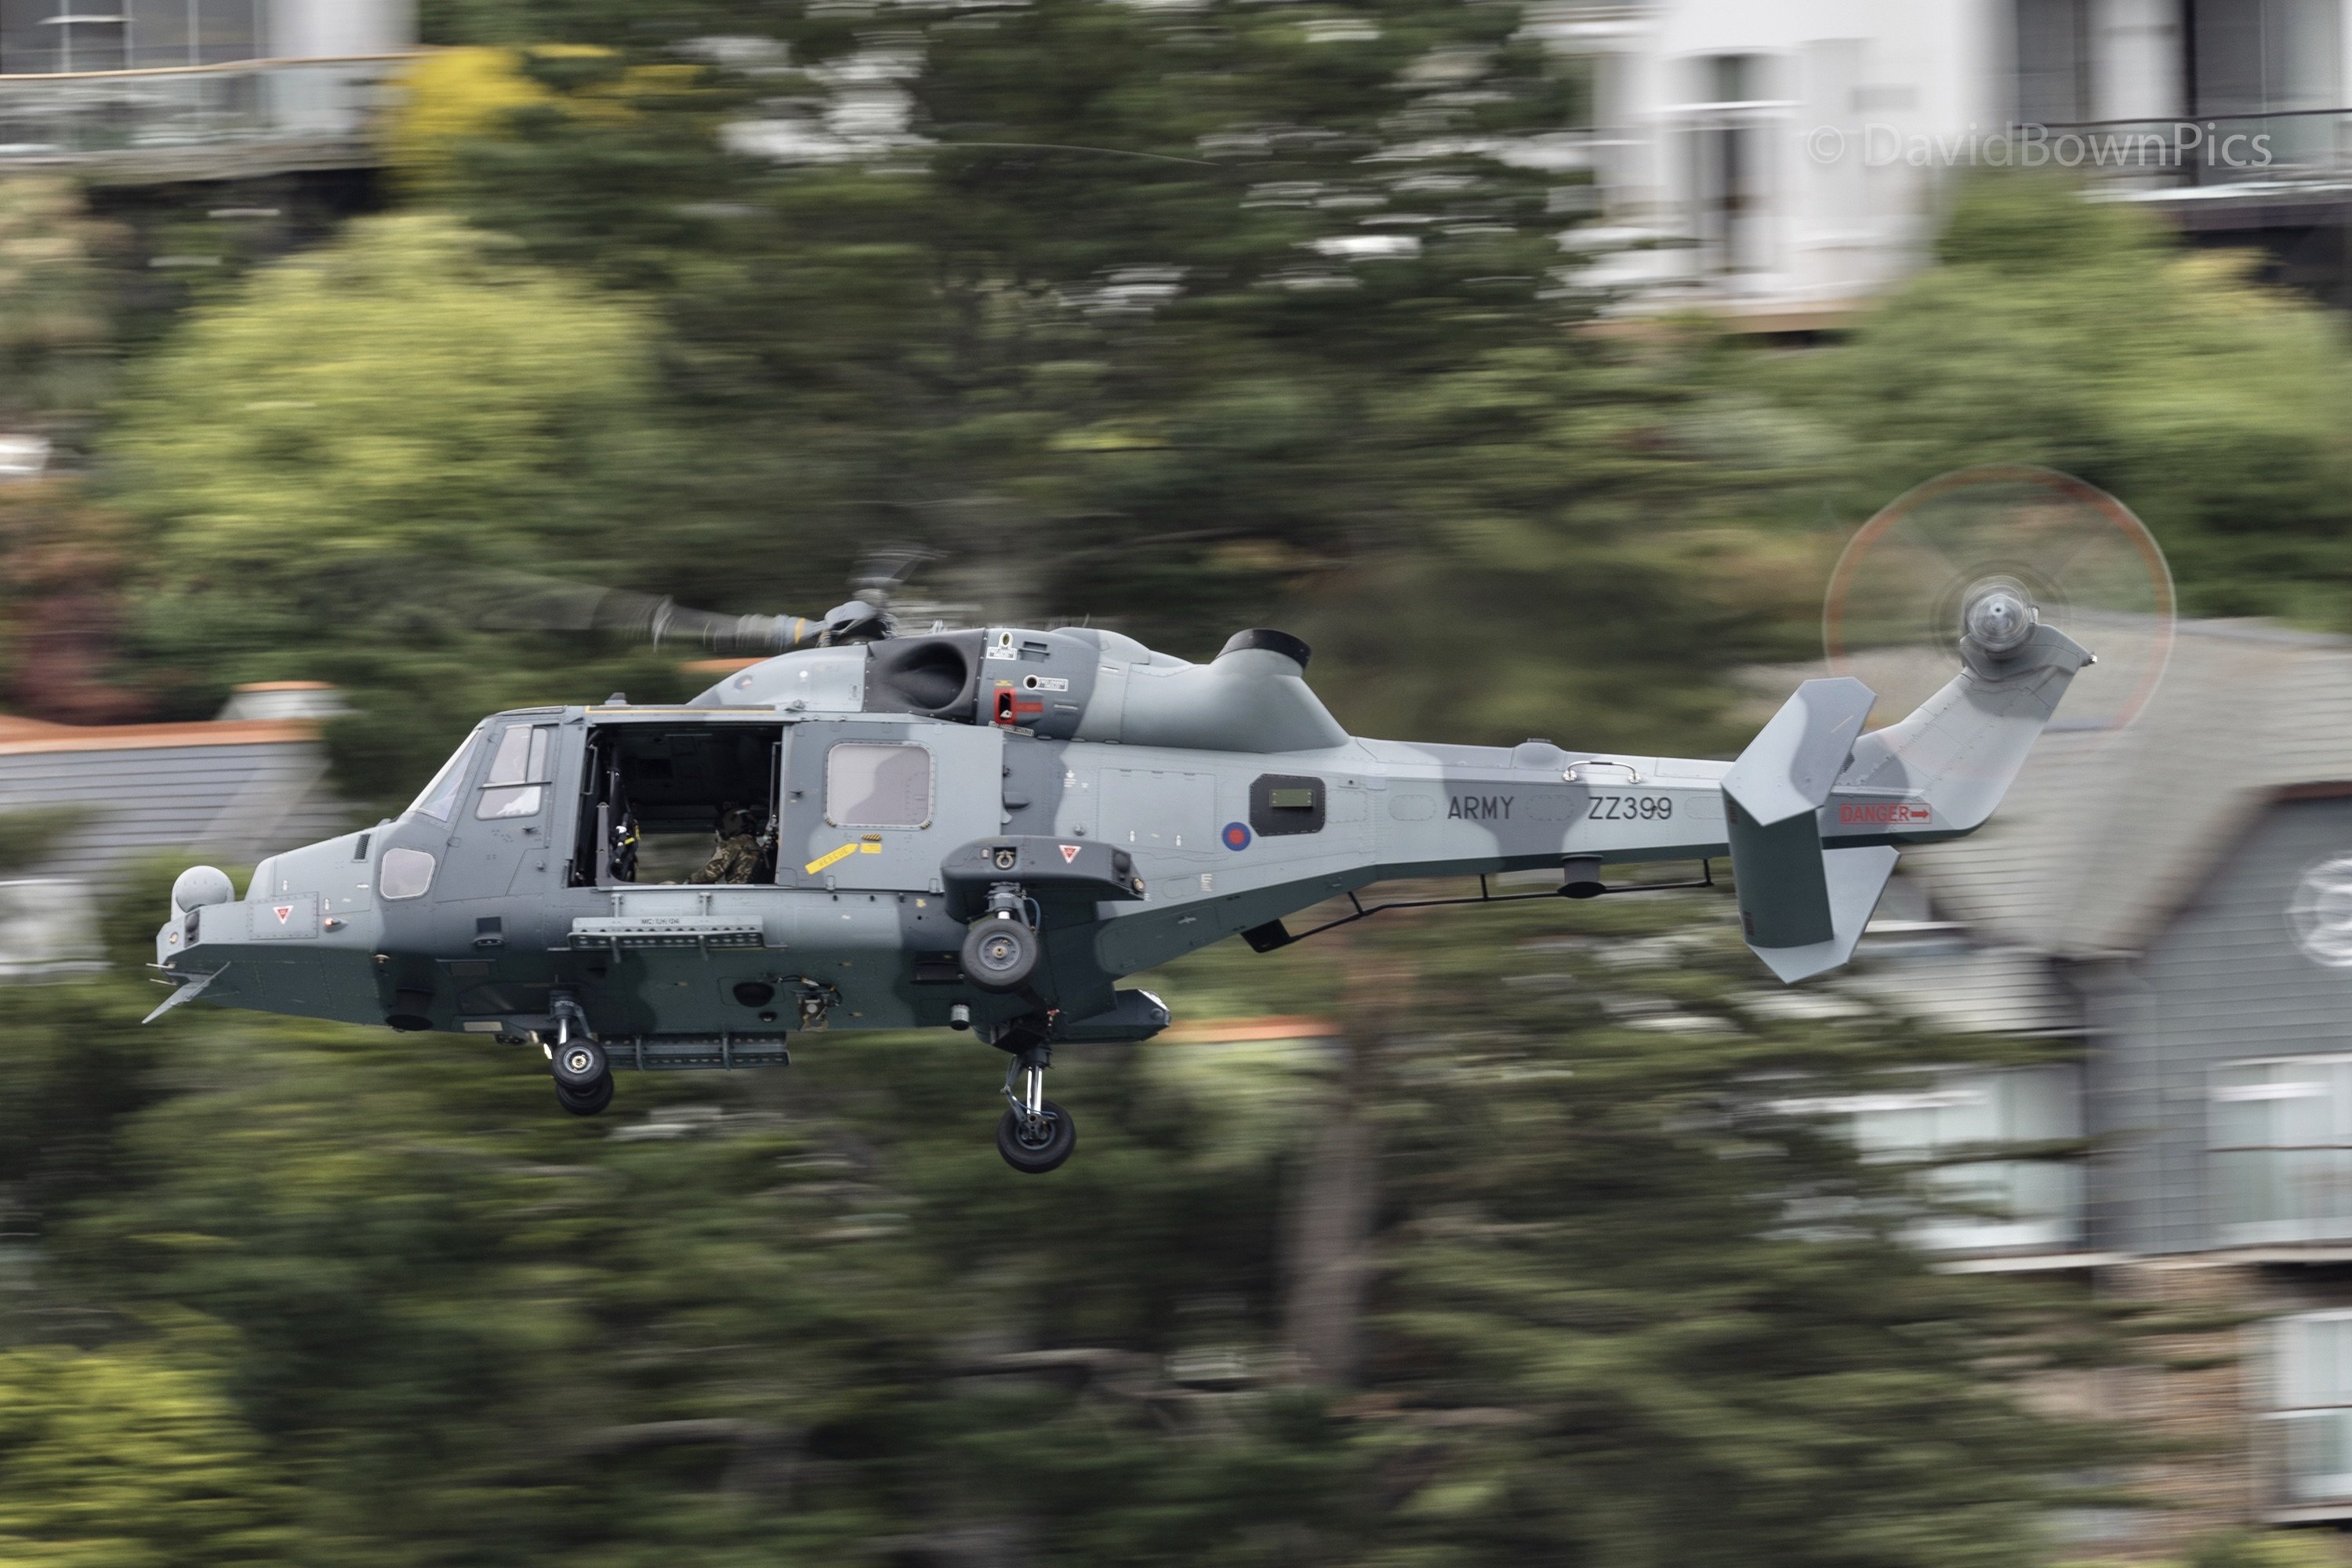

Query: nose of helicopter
[154,827,386,975]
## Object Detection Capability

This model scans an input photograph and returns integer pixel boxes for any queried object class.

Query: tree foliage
[114,212,657,586]
[0,1338,294,1566]
[0,176,123,433]
[0,887,2133,1566]
[104,212,684,797]
[1775,175,2352,628]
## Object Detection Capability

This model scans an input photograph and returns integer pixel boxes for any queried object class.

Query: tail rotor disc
[1824,465,2175,734]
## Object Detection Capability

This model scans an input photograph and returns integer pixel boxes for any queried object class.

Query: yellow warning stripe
[804,841,858,875]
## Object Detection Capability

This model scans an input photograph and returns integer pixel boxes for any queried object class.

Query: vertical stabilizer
[1722,677,1886,980]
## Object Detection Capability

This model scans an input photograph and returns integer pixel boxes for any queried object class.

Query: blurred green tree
[401,0,1783,756]
[1775,174,2352,629]
[0,1338,296,1565]
[105,212,691,804]
[1,883,2139,1566]
[0,176,123,437]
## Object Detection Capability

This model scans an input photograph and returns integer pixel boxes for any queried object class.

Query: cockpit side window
[477,723,557,819]
[408,727,485,823]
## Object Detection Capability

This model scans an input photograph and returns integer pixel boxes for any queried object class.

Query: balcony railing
[2046,106,2352,194]
[0,53,419,175]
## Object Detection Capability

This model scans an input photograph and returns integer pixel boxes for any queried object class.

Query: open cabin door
[775,719,1004,893]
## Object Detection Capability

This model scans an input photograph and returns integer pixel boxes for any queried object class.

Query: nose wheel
[996,1047,1074,1174]
[547,997,613,1116]
[555,1071,614,1116]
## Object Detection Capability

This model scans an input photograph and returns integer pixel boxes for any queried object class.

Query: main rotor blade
[469,572,890,653]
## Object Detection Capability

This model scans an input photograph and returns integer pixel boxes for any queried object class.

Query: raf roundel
[1221,822,1252,852]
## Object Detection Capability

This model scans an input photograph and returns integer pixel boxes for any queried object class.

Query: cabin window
[826,742,932,829]
[379,848,436,900]
[477,723,555,819]
[408,727,485,823]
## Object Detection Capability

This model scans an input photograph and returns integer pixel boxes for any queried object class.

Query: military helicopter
[147,511,2113,1173]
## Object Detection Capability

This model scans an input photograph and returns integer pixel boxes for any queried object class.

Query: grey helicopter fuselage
[152,604,2089,1109]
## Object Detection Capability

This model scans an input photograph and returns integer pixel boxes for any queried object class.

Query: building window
[2271,1313,2352,1504]
[2014,0,2092,126]
[2192,0,2342,169]
[1793,1065,2085,1254]
[0,0,259,74]
[2211,1058,2352,1243]
[1671,53,1782,278]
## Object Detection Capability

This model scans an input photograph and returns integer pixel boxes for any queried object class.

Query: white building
[1536,0,2352,317]
[0,0,415,176]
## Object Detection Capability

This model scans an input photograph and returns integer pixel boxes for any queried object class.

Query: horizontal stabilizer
[1744,846,1897,984]
[1721,677,1876,827]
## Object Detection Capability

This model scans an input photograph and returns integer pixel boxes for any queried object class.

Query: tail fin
[1724,621,2092,983]
[1836,620,2092,834]
[1722,677,1896,982]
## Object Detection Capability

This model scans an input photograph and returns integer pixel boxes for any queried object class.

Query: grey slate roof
[0,718,354,883]
[1842,939,2080,1036]
[1901,619,2352,959]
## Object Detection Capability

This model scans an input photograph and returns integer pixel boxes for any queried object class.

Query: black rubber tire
[962,917,1039,993]
[555,1070,614,1117]
[996,1098,1076,1174]
[552,1037,608,1088]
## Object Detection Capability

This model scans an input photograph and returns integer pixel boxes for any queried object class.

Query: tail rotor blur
[1824,466,2175,734]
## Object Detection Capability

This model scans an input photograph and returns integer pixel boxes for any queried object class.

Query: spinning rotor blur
[1825,466,2175,733]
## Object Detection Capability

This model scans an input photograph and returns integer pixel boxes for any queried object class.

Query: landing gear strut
[996,1044,1074,1174]
[548,996,613,1117]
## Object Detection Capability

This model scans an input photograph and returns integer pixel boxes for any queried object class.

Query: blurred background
[6,1,2352,1563]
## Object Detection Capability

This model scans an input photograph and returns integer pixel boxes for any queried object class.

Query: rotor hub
[1962,580,2035,655]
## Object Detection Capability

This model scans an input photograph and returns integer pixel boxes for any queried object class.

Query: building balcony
[0,52,417,180]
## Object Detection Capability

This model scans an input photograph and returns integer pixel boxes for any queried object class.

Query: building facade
[1836,620,2352,1536]
[1537,0,2352,314]
[0,0,415,176]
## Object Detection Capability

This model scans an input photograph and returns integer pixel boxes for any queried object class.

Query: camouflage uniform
[688,808,764,884]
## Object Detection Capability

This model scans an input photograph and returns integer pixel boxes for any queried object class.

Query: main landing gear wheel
[997,1098,1075,1173]
[555,1072,614,1116]
[996,1046,1073,1173]
[962,916,1039,993]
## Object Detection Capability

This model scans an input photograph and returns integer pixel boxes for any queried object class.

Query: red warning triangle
[1059,844,1080,864]
[273,905,293,924]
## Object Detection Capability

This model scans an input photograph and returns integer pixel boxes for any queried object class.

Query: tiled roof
[0,714,318,754]
[1842,940,2080,1035]
[0,715,352,880]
